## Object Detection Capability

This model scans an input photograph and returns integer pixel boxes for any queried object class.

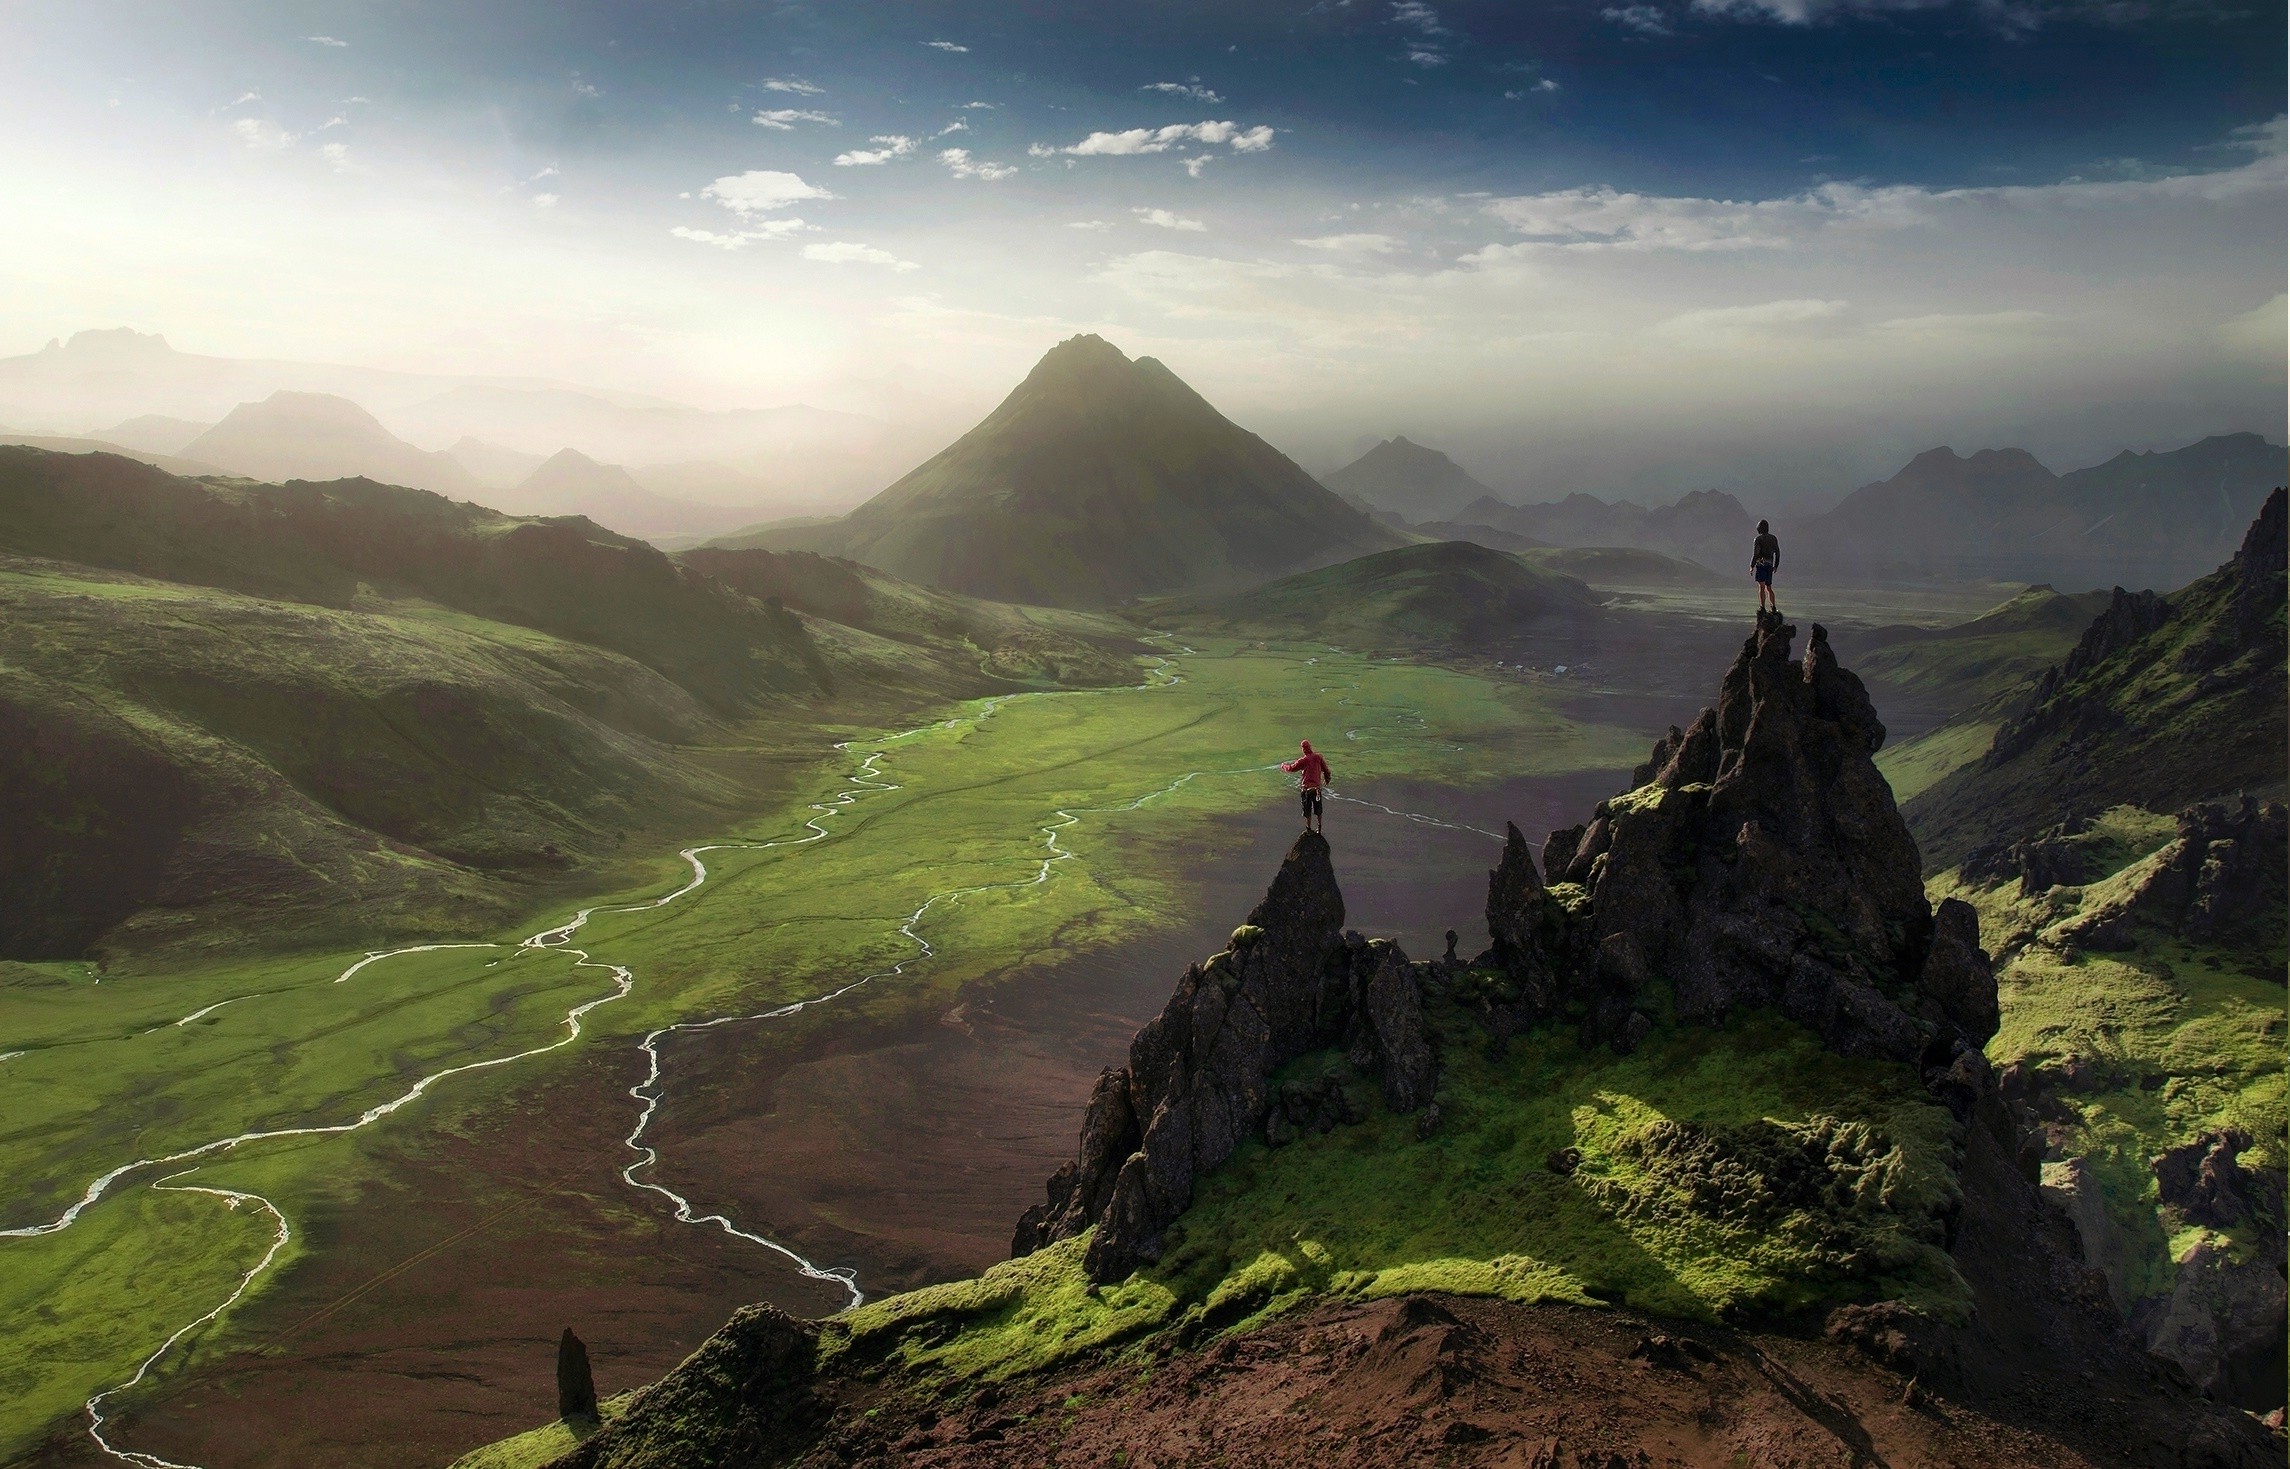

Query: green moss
[1147,1002,1964,1326]
[444,1394,631,1469]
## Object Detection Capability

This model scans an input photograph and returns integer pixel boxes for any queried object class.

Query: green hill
[0,448,1149,960]
[1144,539,1602,650]
[1904,489,2287,868]
[0,446,822,713]
[1519,544,1728,588]
[728,335,1401,608]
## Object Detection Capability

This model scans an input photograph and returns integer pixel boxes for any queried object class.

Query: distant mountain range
[1321,436,1496,522]
[1800,434,2285,590]
[0,328,931,508]
[1425,433,2283,592]
[734,335,1403,608]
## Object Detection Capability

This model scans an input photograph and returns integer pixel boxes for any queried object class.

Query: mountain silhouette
[743,335,1401,607]
[1322,435,1495,522]
[185,390,477,496]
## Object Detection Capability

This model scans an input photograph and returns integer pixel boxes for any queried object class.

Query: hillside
[1518,544,1727,588]
[0,448,1153,960]
[737,335,1401,608]
[1143,539,1601,651]
[0,446,821,713]
[678,546,1146,693]
[184,390,479,495]
[466,612,2277,1469]
[1320,435,1494,522]
[1852,584,2115,801]
[1905,489,2288,868]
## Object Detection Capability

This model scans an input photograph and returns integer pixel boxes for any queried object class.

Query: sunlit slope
[1905,489,2288,868]
[678,545,1143,694]
[0,446,826,713]
[1863,584,2113,801]
[0,560,744,959]
[732,335,1401,607]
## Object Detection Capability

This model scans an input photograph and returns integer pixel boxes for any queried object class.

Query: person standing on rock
[1283,740,1332,834]
[1752,519,1781,613]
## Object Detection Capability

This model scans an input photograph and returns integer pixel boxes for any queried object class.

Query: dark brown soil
[815,1292,2281,1469]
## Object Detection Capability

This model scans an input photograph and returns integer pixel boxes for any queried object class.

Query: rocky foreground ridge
[536,616,2280,1469]
[1018,613,2006,1283]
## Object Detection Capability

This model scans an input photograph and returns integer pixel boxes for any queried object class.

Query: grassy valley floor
[0,639,1647,1468]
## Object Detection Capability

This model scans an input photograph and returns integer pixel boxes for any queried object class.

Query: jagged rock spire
[1514,614,1994,1064]
[557,1326,598,1421]
[1013,831,1439,1283]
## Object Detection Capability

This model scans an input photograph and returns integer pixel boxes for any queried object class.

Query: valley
[0,633,1651,1467]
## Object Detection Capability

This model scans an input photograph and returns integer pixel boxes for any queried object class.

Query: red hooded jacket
[1283,743,1331,790]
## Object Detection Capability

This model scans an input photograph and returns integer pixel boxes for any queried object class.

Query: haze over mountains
[0,328,937,510]
[740,335,1403,608]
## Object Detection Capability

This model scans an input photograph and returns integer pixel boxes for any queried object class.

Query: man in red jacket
[1282,740,1332,834]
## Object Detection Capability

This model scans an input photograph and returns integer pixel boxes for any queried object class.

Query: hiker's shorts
[1301,787,1325,819]
[1753,563,1773,585]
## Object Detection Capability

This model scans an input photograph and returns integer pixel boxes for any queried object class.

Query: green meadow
[0,640,1642,1461]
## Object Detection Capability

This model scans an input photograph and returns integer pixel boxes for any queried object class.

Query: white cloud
[1295,232,1403,252]
[1507,79,1562,97]
[231,117,297,149]
[1049,121,1275,157]
[572,79,601,98]
[1690,0,1961,24]
[1653,297,1849,335]
[1183,156,1212,178]
[1406,48,1448,67]
[1135,207,1208,231]
[1145,82,1224,103]
[923,39,969,52]
[227,91,261,108]
[762,76,825,95]
[669,219,812,250]
[835,135,918,166]
[937,120,969,136]
[701,170,836,215]
[755,108,837,129]
[1391,0,1450,31]
[803,241,920,270]
[319,141,355,173]
[939,148,1016,181]
[1602,5,1674,34]
[305,34,348,47]
[1067,220,1113,230]
[960,101,997,109]
[530,192,560,208]
[319,114,348,129]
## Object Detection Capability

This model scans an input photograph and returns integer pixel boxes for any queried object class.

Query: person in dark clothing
[1752,519,1780,612]
[1282,740,1332,833]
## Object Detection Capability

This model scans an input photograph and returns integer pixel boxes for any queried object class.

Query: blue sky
[2,0,2281,499]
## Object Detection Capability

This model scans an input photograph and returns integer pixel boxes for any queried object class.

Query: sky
[1,0,2282,502]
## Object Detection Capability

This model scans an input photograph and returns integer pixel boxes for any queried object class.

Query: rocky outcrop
[1012,832,1441,1283]
[2136,1128,2287,1407]
[2055,798,2289,954]
[1488,613,1996,1068]
[552,1306,822,1469]
[556,1327,598,1421]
